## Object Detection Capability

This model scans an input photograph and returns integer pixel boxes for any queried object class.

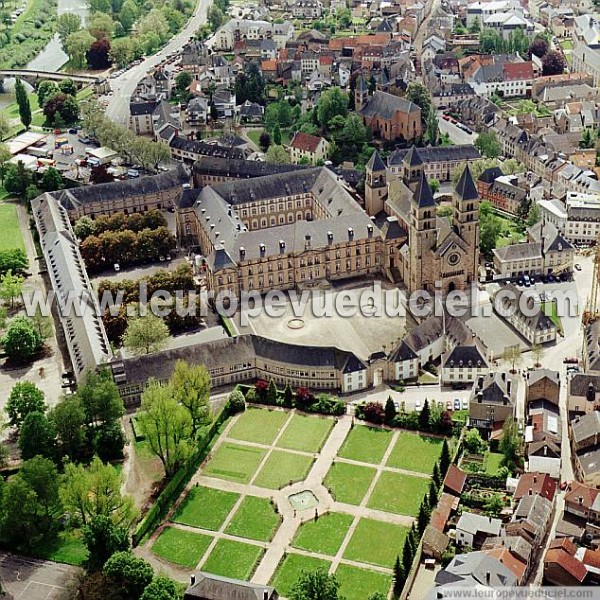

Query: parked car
[114,263,120,272]
[454,398,461,410]
[575,263,582,271]
[461,398,469,410]
[446,400,453,410]
[415,400,421,411]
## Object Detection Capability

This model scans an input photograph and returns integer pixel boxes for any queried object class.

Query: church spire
[455,165,478,200]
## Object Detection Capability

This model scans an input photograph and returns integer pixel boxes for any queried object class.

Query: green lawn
[228,408,289,445]
[173,486,239,531]
[271,554,332,598]
[253,450,314,489]
[277,414,334,453]
[335,564,392,600]
[485,452,504,475]
[543,300,563,332]
[225,496,281,542]
[0,204,25,251]
[246,128,292,148]
[386,433,443,474]
[36,530,88,566]
[152,527,212,568]
[204,443,266,484]
[323,462,376,506]
[201,539,264,580]
[343,518,409,568]
[292,512,354,556]
[337,426,393,465]
[367,472,430,517]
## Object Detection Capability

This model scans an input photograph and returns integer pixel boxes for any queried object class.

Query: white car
[414,400,422,411]
[114,263,120,272]
[461,398,469,410]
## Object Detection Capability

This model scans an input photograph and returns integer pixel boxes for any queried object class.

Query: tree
[0,249,28,276]
[119,0,139,31]
[266,145,290,164]
[267,379,278,405]
[426,106,438,146]
[531,343,544,367]
[74,215,97,239]
[58,79,77,97]
[227,388,246,413]
[87,38,112,69]
[464,427,486,454]
[0,116,9,142]
[393,555,405,598]
[432,462,442,488]
[417,500,430,534]
[103,551,154,600]
[2,316,43,359]
[19,411,56,460]
[6,382,45,429]
[0,270,23,308]
[170,360,211,438]
[384,396,397,425]
[273,123,282,146]
[43,92,80,126]
[499,416,521,472]
[83,515,130,572]
[88,11,115,40]
[317,87,348,130]
[401,536,414,575]
[235,62,265,105]
[123,314,169,355]
[41,167,64,192]
[428,479,438,507]
[406,82,431,119]
[138,381,192,477]
[542,50,566,76]
[175,71,192,93]
[36,81,58,108]
[440,438,451,474]
[207,4,224,31]
[289,569,342,600]
[4,161,32,197]
[49,395,87,460]
[419,398,431,431]
[527,201,541,227]
[66,30,95,69]
[14,78,31,130]
[109,37,135,67]
[76,369,124,430]
[476,130,501,158]
[429,178,440,194]
[140,577,180,600]
[259,131,271,152]
[528,37,548,58]
[479,202,503,257]
[485,493,504,516]
[502,345,522,372]
[57,13,81,44]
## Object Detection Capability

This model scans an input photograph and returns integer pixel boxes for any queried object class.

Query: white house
[456,512,502,548]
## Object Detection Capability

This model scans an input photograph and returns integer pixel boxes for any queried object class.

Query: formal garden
[149,406,448,600]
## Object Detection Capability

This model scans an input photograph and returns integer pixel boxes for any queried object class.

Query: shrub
[227,389,246,414]
[362,402,385,424]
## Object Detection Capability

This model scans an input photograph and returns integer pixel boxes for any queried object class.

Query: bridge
[0,70,110,93]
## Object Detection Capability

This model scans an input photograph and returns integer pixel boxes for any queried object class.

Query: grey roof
[184,572,276,600]
[493,242,542,262]
[455,165,478,201]
[479,166,504,184]
[570,373,600,397]
[170,137,250,160]
[512,494,552,533]
[482,536,533,565]
[527,368,560,387]
[444,344,487,368]
[436,551,517,587]
[390,340,418,362]
[457,512,502,537]
[397,315,443,355]
[366,150,386,172]
[130,100,157,116]
[358,90,421,119]
[528,220,574,254]
[471,371,517,406]
[571,412,600,446]
[493,283,556,334]
[356,75,368,93]
[413,170,435,208]
[576,446,600,477]
[389,145,480,166]
[403,145,424,167]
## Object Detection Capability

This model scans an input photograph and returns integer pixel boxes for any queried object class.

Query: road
[105,0,211,124]
[413,0,441,73]
[438,112,479,145]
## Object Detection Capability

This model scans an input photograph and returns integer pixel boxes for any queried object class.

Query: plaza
[147,407,445,600]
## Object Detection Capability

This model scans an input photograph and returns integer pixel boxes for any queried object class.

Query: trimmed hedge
[131,406,230,546]
[130,416,145,442]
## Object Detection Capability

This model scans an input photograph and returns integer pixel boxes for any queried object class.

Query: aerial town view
[2,0,600,596]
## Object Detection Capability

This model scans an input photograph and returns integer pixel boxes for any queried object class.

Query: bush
[362,402,385,424]
[227,389,246,414]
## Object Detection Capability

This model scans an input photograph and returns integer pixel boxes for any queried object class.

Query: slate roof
[170,137,249,160]
[130,101,157,116]
[457,512,502,537]
[366,150,386,172]
[455,165,478,201]
[358,90,420,120]
[193,157,309,179]
[479,166,504,184]
[571,412,600,446]
[575,446,600,478]
[569,373,600,397]
[413,170,436,208]
[402,145,424,167]
[584,320,600,372]
[493,242,543,262]
[471,371,517,406]
[389,145,480,166]
[184,572,276,600]
[436,552,517,587]
[444,344,487,368]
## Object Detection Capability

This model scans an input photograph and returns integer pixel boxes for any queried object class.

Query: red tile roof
[430,492,458,532]
[261,60,277,72]
[514,472,557,502]
[503,61,534,81]
[582,548,600,570]
[545,549,587,583]
[485,548,527,582]
[328,33,391,51]
[319,56,333,65]
[290,132,323,153]
[564,481,600,509]
[549,537,577,555]
[443,464,467,496]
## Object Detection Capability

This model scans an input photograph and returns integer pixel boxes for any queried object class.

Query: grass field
[485,452,504,475]
[343,518,409,568]
[367,472,430,516]
[335,564,392,600]
[324,462,376,505]
[271,554,332,598]
[152,527,212,568]
[228,408,289,445]
[173,486,239,531]
[201,539,264,580]
[0,204,25,251]
[292,512,354,556]
[386,433,443,474]
[204,442,266,484]
[277,414,333,453]
[246,128,292,148]
[36,531,88,566]
[225,496,281,542]
[253,450,314,489]
[337,426,393,465]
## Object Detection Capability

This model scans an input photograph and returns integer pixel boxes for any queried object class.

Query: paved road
[105,0,210,124]
[438,112,479,146]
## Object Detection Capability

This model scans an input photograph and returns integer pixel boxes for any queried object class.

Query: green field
[173,486,239,531]
[292,512,354,556]
[246,128,292,148]
[228,408,289,445]
[324,462,376,505]
[225,496,281,542]
[386,433,443,474]
[485,452,504,475]
[343,518,409,568]
[0,204,25,251]
[271,554,332,598]
[277,414,333,453]
[253,450,314,489]
[337,426,393,465]
[204,443,266,484]
[152,527,212,568]
[36,531,88,566]
[367,472,431,517]
[201,539,264,580]
[335,564,392,600]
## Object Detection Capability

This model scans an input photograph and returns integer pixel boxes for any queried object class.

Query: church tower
[365,150,387,215]
[453,165,480,284]
[355,75,368,112]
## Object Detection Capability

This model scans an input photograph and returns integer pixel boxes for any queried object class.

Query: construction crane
[583,238,600,326]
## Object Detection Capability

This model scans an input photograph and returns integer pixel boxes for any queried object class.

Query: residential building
[477,173,527,216]
[526,369,560,407]
[441,341,489,386]
[544,543,588,585]
[466,0,522,27]
[564,481,600,520]
[184,573,278,600]
[186,97,209,125]
[506,494,553,548]
[469,372,517,434]
[213,20,294,51]
[571,411,600,452]
[568,373,600,419]
[514,472,557,502]
[169,138,250,164]
[289,132,330,164]
[583,320,600,373]
[129,101,156,135]
[455,512,502,548]
[572,45,600,87]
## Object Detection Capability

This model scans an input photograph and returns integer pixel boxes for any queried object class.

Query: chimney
[477,375,484,389]
[190,574,196,586]
[259,243,266,256]
[239,247,245,260]
[477,391,483,403]
[263,592,269,600]
[279,240,286,254]
[533,475,537,484]
[367,224,373,238]
[501,372,506,381]
[327,231,334,244]
[348,227,354,240]
[507,380,512,395]
[503,395,509,406]
[486,572,491,585]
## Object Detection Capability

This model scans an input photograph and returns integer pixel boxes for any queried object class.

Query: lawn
[367,472,430,517]
[36,530,88,566]
[0,204,25,251]
[323,461,376,506]
[271,554,332,598]
[335,564,392,600]
[386,433,443,474]
[246,128,292,148]
[485,452,504,475]
[337,425,393,465]
[203,442,266,484]
[292,512,354,556]
[253,450,314,489]
[173,486,239,531]
[343,518,409,569]
[543,300,563,332]
[225,496,281,542]
[201,539,264,580]
[277,414,333,453]
[152,527,212,568]
[228,408,289,445]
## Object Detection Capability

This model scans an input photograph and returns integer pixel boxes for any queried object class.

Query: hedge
[130,416,145,442]
[131,406,230,546]
[242,384,345,416]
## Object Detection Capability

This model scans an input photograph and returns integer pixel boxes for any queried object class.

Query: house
[526,369,560,407]
[575,547,600,583]
[443,464,467,496]
[186,97,208,125]
[422,525,450,560]
[564,481,600,520]
[483,548,527,584]
[213,20,295,51]
[184,573,278,600]
[526,400,562,478]
[544,542,588,585]
[478,174,527,216]
[572,45,600,87]
[469,372,517,434]
[514,472,557,503]
[506,494,553,547]
[434,551,517,588]
[456,512,502,548]
[129,100,157,135]
[482,536,534,581]
[583,320,600,374]
[441,341,488,386]
[574,445,600,487]
[238,100,264,123]
[571,411,600,452]
[212,87,236,119]
[568,373,600,419]
[289,132,330,164]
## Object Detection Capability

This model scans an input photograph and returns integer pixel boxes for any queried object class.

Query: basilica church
[365,145,481,295]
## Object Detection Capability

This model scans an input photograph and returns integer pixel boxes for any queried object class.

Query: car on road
[114,263,120,272]
[575,263,582,271]
[454,398,461,410]
[415,400,421,411]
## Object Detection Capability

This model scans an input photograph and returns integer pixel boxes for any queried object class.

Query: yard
[324,461,376,506]
[277,414,333,453]
[253,450,314,489]
[386,433,443,474]
[0,203,25,251]
[200,539,264,580]
[337,425,393,465]
[246,128,293,149]
[336,564,392,600]
[292,512,354,556]
[225,496,281,542]
[228,408,289,445]
[173,486,239,531]
[485,452,504,475]
[203,442,266,484]
[367,471,431,517]
[152,527,212,568]
[271,554,332,598]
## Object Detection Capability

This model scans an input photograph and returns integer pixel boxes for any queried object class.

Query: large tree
[406,82,432,120]
[542,50,566,76]
[266,145,290,164]
[6,381,46,428]
[123,314,169,355]
[4,161,32,198]
[87,38,112,69]
[0,270,23,308]
[499,416,521,472]
[317,87,348,130]
[49,394,87,460]
[2,316,43,359]
[14,78,31,130]
[19,411,56,460]
[170,360,211,438]
[57,13,82,44]
[289,569,342,600]
[65,30,95,69]
[103,551,154,600]
[475,130,501,159]
[140,577,180,600]
[83,515,130,572]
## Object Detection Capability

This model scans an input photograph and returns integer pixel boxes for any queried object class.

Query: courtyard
[147,407,445,600]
